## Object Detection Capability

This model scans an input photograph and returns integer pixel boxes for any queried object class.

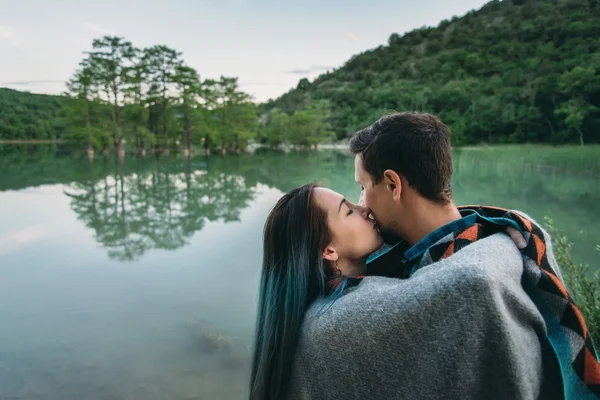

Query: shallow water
[0,145,598,399]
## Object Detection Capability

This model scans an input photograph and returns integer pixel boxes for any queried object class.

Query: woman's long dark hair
[250,184,337,400]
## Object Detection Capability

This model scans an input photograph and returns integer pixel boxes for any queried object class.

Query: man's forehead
[353,154,361,169]
[354,154,365,177]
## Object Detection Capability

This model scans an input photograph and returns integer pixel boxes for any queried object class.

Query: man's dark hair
[349,112,453,203]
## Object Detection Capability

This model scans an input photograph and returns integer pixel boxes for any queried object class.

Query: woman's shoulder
[301,277,413,335]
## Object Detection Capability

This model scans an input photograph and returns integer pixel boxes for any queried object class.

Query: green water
[0,145,598,400]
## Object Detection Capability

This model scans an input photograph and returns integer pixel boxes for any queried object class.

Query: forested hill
[2,0,599,146]
[263,0,600,145]
[0,88,68,140]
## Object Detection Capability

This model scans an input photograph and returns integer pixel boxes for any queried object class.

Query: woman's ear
[322,246,338,262]
[383,169,402,202]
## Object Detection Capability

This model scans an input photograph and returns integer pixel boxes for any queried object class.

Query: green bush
[546,218,600,344]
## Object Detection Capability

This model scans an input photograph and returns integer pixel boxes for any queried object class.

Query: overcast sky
[0,0,489,102]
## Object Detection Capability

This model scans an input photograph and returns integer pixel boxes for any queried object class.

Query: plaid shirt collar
[402,210,478,264]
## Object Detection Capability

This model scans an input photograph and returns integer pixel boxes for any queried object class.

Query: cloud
[0,225,47,256]
[81,22,117,36]
[3,80,64,86]
[0,24,21,47]
[283,65,332,75]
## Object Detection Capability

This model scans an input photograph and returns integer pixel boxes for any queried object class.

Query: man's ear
[322,246,338,262]
[383,169,402,202]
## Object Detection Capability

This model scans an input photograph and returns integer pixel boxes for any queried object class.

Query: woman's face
[313,187,383,269]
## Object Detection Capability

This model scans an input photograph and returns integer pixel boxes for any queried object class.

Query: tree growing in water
[88,36,137,157]
[65,61,97,157]
[172,65,202,158]
[142,45,183,155]
[64,59,114,157]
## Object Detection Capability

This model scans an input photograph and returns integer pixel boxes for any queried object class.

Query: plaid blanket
[414,206,600,399]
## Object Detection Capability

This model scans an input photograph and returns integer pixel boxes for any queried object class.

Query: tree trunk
[577,128,585,146]
[85,100,94,159]
[113,83,124,157]
[101,137,109,158]
[544,117,556,141]
[116,136,125,159]
[184,111,191,158]
[204,136,211,156]
[162,75,168,155]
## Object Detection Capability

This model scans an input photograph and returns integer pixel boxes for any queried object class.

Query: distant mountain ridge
[263,0,600,144]
[2,0,599,145]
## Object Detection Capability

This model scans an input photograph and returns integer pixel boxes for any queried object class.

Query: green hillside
[264,0,600,145]
[2,0,599,147]
[0,88,68,140]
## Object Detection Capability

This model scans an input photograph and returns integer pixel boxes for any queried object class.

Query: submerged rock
[185,318,232,353]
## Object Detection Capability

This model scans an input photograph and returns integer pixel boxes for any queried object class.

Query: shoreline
[0,140,67,144]
[0,140,597,150]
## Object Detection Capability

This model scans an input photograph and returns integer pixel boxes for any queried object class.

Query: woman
[249,184,382,400]
[249,184,555,400]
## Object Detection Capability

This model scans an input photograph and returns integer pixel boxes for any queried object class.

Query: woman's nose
[356,205,370,219]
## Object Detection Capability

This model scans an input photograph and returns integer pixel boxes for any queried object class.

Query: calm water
[0,145,598,400]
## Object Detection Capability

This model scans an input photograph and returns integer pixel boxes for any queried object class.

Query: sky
[0,0,489,102]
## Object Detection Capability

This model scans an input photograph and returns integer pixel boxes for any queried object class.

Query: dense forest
[265,0,600,145]
[1,0,599,150]
[0,89,68,141]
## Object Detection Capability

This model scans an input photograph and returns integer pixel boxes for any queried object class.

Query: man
[353,112,524,276]
[348,112,598,399]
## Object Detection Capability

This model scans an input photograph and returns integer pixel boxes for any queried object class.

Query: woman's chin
[368,234,385,253]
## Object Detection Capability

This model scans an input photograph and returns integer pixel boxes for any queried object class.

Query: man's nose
[358,191,366,207]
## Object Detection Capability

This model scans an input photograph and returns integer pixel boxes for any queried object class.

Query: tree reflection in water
[64,158,257,261]
[0,145,359,262]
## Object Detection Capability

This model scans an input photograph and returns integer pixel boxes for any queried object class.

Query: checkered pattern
[402,212,477,264]
[416,206,600,399]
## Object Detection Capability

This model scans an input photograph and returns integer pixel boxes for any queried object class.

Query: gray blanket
[288,233,562,399]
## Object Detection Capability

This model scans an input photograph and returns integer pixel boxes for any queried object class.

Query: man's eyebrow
[338,197,346,213]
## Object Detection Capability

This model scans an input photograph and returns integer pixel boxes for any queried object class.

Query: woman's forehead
[313,187,344,210]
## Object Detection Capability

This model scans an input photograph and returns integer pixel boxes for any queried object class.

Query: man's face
[354,154,396,238]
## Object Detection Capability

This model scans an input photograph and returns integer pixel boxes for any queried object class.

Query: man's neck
[399,200,462,246]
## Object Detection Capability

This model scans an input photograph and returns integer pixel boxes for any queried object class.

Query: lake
[0,144,598,400]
